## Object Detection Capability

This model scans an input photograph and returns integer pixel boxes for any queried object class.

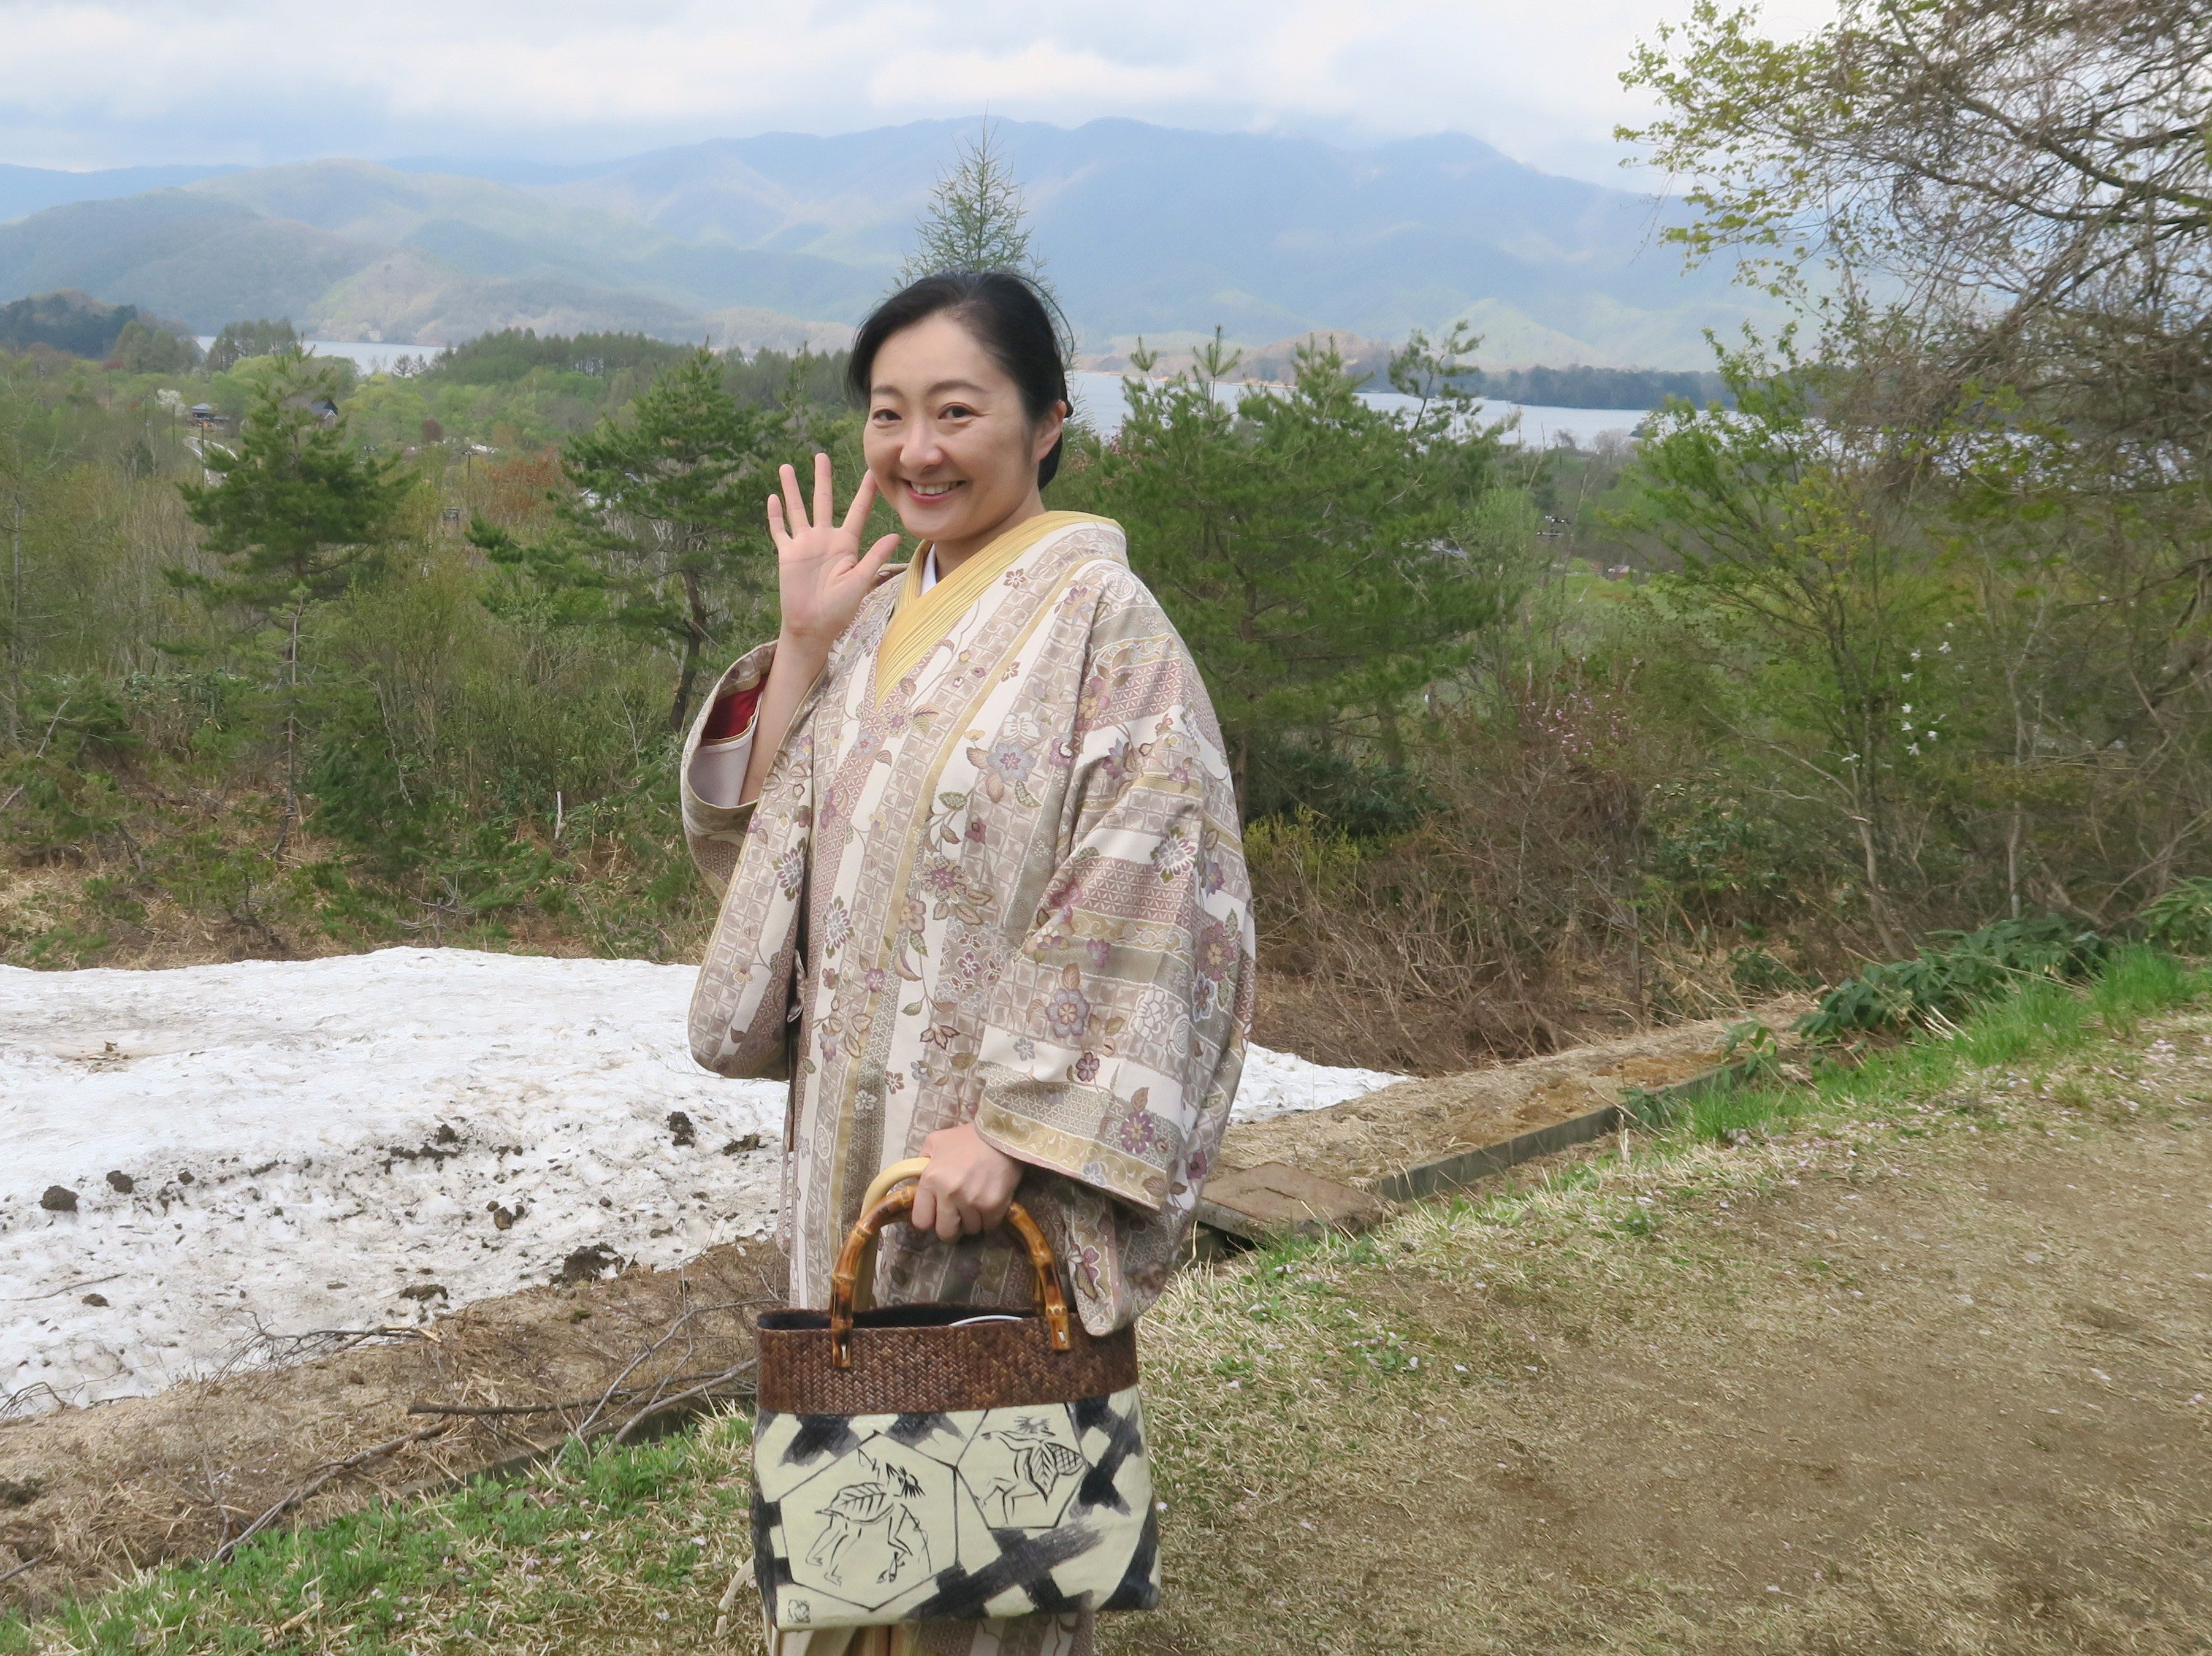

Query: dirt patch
[0,1237,782,1608]
[1119,1025,2212,1655]
[1218,996,1806,1185]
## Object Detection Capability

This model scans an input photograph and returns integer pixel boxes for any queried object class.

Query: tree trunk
[669,567,708,732]
[273,599,304,862]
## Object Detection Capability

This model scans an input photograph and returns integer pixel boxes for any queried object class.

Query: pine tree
[178,349,410,856]
[1069,329,1511,802]
[899,123,1058,311]
[477,349,785,731]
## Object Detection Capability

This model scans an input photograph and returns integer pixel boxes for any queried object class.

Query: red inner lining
[701,683,761,743]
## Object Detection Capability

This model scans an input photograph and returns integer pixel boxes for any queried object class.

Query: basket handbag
[750,1159,1161,1633]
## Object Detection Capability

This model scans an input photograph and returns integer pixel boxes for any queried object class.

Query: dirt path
[1121,1019,2212,1655]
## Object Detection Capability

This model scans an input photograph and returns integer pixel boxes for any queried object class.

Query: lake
[1065,370,1647,447]
[201,343,1653,448]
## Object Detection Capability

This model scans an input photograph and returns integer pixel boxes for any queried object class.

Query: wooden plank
[1194,1056,1752,1240]
[1373,1102,1621,1204]
[1194,1161,1387,1242]
[1371,1059,1749,1205]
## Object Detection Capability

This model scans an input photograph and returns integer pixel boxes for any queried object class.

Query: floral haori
[683,513,1254,1342]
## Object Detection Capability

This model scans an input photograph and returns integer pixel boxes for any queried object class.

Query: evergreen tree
[478,348,784,731]
[178,349,410,855]
[899,123,1060,319]
[1072,328,1513,800]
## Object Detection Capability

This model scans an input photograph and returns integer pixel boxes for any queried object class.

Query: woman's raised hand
[768,452,901,651]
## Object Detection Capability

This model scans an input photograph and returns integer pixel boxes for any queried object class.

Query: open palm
[768,452,901,647]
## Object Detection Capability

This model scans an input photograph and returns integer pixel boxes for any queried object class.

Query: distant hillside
[0,162,240,225]
[525,120,1771,365]
[0,121,1777,366]
[0,288,194,359]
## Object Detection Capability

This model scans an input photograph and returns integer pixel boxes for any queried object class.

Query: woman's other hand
[768,452,902,651]
[911,1123,1024,1243]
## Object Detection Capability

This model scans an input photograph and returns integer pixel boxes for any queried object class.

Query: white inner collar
[919,546,940,592]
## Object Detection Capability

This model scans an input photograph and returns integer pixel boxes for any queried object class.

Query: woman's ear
[1033,399,1068,462]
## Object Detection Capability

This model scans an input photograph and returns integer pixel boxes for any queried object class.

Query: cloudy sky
[0,0,1837,184]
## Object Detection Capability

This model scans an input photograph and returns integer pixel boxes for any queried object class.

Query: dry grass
[6,975,2210,1654]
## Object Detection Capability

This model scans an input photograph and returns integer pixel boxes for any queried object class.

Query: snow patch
[2,948,1400,1411]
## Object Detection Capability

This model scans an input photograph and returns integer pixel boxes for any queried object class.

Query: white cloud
[0,0,1839,179]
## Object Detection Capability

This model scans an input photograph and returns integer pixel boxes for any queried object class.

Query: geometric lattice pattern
[753,1385,1159,1630]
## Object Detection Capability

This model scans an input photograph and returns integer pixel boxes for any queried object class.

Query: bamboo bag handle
[847,1158,932,1314]
[827,1181,1074,1368]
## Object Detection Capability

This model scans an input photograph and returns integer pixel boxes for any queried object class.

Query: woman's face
[862,311,1062,552]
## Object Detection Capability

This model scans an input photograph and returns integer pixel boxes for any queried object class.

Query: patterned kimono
[683,511,1253,1656]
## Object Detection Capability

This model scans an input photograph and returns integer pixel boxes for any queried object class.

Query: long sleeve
[685,642,815,1082]
[967,579,1255,1324]
[679,642,776,894]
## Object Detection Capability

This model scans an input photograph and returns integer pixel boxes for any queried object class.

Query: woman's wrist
[773,625,836,662]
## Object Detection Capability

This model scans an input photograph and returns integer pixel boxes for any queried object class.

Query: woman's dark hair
[846,270,1070,488]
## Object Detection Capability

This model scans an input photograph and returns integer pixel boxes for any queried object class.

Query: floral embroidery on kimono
[682,512,1253,1338]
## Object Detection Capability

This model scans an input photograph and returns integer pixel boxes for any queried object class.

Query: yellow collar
[873,510,1111,700]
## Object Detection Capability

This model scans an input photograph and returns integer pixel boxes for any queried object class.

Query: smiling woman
[677,271,1251,1656]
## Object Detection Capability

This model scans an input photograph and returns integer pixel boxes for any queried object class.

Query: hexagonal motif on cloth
[958,1405,1086,1528]
[753,1386,1160,1631]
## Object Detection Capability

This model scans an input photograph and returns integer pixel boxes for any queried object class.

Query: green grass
[1,1423,760,1655]
[1659,943,2199,1147]
[5,944,2203,1655]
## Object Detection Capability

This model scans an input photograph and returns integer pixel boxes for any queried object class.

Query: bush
[1793,914,2108,1042]
[2137,877,2212,955]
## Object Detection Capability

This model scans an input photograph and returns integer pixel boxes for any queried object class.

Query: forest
[2,0,2206,1075]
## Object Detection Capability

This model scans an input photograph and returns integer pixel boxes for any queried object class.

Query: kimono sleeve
[970,589,1256,1219]
[685,642,815,1080]
[679,642,776,895]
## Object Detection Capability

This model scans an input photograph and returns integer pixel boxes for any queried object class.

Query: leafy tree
[205,318,303,373]
[899,122,1061,321]
[178,348,411,855]
[1070,328,1512,799]
[1620,0,2212,927]
[1620,0,2211,480]
[109,320,202,375]
[476,348,785,731]
[421,328,688,387]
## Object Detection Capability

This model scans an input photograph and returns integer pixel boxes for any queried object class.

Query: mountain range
[0,120,1766,367]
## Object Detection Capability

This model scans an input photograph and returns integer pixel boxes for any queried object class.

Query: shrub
[1793,914,2107,1042]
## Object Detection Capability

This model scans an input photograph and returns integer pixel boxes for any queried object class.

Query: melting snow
[1,948,1400,1412]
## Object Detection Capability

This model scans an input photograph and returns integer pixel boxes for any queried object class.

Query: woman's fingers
[765,494,789,552]
[917,1178,961,1244]
[779,463,809,532]
[856,532,901,583]
[811,451,833,531]
[839,468,879,537]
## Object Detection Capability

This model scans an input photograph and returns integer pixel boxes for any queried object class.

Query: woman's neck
[929,489,1047,578]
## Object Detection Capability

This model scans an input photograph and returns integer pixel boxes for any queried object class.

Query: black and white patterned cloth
[753,1385,1159,1630]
